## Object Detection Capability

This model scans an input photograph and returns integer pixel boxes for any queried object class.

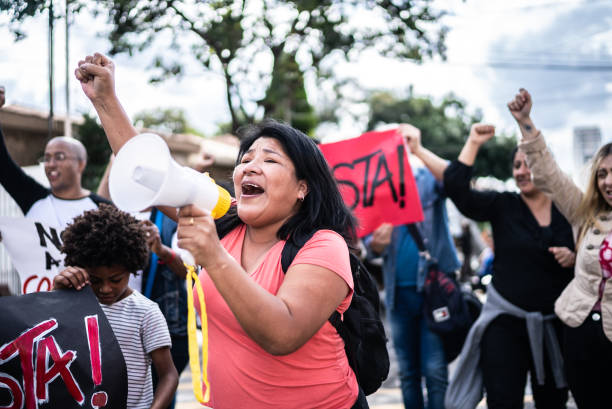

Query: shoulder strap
[216,215,317,274]
[280,230,318,273]
[280,231,357,367]
[407,224,426,253]
[215,205,242,239]
[89,193,113,207]
[143,209,165,298]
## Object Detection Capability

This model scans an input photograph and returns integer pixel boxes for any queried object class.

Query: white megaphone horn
[109,133,232,265]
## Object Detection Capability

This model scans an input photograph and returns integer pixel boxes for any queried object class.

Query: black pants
[481,315,568,409]
[350,388,369,409]
[564,312,612,409]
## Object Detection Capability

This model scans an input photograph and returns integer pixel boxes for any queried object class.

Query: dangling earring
[298,195,304,202]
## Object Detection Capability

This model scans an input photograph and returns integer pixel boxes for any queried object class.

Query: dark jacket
[142,208,187,336]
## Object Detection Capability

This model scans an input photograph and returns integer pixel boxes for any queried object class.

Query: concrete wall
[0,105,81,166]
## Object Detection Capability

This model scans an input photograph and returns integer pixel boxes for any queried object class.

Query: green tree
[367,90,517,180]
[3,0,449,133]
[76,113,112,191]
[133,107,203,136]
[261,52,317,135]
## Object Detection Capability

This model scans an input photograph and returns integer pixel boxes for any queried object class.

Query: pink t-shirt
[195,225,358,409]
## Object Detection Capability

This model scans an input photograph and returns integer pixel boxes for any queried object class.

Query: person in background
[511,88,612,409]
[366,124,461,409]
[437,122,574,409]
[75,52,364,409]
[140,211,187,409]
[53,204,179,409]
[0,85,110,230]
[477,228,494,281]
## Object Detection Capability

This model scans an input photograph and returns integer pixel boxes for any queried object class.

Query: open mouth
[241,182,264,196]
[47,170,60,182]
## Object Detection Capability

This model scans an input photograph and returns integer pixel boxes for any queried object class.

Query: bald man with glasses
[0,86,110,229]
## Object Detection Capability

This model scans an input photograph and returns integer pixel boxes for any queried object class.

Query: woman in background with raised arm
[511,88,612,409]
[408,122,575,409]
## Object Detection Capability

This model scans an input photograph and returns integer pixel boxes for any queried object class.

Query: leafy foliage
[1,0,88,40]
[367,90,517,180]
[76,113,112,191]
[260,52,317,135]
[133,107,203,136]
[1,0,48,40]
[3,0,448,134]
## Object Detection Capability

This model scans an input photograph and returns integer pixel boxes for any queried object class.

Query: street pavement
[175,366,576,409]
[175,326,577,409]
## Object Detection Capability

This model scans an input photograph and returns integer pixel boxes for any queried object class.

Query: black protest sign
[0,286,127,409]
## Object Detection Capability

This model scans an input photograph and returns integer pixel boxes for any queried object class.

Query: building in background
[574,126,602,170]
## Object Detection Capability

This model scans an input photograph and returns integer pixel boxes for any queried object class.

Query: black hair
[510,146,519,168]
[218,119,357,248]
[61,204,149,273]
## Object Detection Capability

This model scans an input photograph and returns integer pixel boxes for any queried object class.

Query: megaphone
[109,133,232,265]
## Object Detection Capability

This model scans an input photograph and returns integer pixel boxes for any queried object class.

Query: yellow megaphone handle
[186,264,211,404]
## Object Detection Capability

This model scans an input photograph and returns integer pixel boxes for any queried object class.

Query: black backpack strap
[280,230,318,273]
[329,255,359,372]
[408,223,436,264]
[406,223,426,253]
[328,253,361,336]
[280,229,349,340]
[215,205,242,239]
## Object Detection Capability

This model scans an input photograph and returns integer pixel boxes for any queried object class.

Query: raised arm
[443,124,499,222]
[508,89,583,223]
[507,88,539,141]
[74,53,138,153]
[458,124,496,166]
[400,123,448,181]
[0,92,48,213]
[95,153,114,200]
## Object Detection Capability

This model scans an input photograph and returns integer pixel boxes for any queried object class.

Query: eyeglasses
[39,152,80,164]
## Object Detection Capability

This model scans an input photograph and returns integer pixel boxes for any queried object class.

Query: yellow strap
[186,264,210,404]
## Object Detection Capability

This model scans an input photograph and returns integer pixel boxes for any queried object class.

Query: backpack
[439,289,481,362]
[217,216,390,395]
[421,262,482,362]
[407,224,482,362]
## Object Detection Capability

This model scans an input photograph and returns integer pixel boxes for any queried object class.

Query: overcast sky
[1,0,611,176]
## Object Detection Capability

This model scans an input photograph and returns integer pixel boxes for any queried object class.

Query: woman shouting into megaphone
[76,53,367,409]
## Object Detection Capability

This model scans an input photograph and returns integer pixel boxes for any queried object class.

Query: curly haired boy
[53,204,178,409]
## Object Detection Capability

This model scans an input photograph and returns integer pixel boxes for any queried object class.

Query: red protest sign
[319,129,424,237]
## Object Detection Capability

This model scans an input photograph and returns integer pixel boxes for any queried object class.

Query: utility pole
[48,0,55,139]
[64,0,71,138]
